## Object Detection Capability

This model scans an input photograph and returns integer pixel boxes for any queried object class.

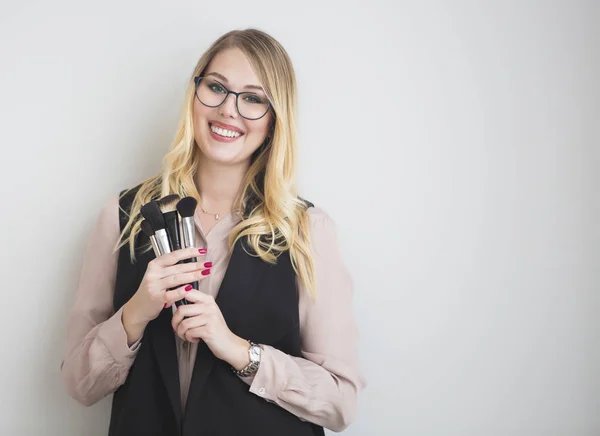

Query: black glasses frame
[193,75,272,121]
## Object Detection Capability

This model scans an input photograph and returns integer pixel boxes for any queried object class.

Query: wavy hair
[115,28,317,297]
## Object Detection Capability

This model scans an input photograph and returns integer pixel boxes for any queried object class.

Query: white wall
[0,1,598,435]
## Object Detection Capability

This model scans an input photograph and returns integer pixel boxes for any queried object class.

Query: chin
[197,139,247,165]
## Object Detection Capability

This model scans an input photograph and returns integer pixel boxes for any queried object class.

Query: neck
[195,155,250,214]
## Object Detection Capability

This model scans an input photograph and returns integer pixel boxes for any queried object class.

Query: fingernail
[198,248,207,254]
[164,303,168,308]
[201,269,211,276]
[185,285,193,291]
[203,262,212,268]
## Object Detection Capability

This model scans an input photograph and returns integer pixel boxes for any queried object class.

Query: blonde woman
[61,28,365,436]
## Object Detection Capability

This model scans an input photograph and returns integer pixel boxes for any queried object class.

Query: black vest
[108,186,324,436]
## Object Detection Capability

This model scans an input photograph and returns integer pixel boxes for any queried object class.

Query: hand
[122,247,211,345]
[171,290,250,370]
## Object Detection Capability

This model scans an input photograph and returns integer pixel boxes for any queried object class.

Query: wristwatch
[231,341,261,377]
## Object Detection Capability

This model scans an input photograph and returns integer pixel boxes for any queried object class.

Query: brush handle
[182,257,200,291]
[180,216,200,291]
[164,211,189,307]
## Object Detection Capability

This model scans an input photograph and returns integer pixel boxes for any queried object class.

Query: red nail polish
[204,262,212,268]
[198,248,207,254]
[185,285,193,291]
[202,269,211,276]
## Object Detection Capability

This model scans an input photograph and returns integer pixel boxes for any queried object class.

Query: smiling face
[192,47,273,166]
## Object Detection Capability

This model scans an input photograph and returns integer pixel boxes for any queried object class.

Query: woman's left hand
[171,290,250,369]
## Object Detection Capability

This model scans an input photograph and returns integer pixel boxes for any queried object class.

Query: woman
[61,28,365,436]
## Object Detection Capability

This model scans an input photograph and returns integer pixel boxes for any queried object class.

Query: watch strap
[231,341,261,377]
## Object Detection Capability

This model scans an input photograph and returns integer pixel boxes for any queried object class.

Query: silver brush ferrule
[149,235,161,256]
[180,216,196,249]
[154,228,171,255]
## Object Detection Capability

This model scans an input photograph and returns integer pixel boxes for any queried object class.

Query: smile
[209,123,242,138]
[208,122,244,143]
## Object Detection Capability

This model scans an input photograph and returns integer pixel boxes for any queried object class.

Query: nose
[219,93,239,118]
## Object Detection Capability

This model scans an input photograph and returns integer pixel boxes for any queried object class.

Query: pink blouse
[61,195,365,432]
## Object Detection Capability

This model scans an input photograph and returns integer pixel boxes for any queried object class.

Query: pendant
[215,214,220,220]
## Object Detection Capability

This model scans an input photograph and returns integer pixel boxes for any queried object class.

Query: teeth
[210,124,242,138]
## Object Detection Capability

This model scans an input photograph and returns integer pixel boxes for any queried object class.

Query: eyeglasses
[193,76,272,121]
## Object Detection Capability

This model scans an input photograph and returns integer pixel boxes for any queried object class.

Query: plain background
[0,1,598,435]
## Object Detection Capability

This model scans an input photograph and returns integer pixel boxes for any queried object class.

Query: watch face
[249,345,261,363]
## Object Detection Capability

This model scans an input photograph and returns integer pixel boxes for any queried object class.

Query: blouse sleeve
[240,207,366,432]
[61,195,142,406]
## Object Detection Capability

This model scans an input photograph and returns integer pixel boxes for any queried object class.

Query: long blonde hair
[115,28,316,297]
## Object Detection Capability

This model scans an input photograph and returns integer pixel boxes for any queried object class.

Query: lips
[208,122,244,143]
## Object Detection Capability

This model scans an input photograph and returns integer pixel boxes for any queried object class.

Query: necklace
[199,200,242,220]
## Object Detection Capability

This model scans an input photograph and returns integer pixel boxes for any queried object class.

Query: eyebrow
[205,72,265,92]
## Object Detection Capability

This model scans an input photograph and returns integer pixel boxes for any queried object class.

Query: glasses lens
[196,77,270,120]
[237,92,270,120]
[196,77,227,107]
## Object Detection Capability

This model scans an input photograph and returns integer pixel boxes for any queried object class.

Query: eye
[209,83,226,94]
[243,94,266,104]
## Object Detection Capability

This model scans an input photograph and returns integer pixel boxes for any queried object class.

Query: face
[193,47,273,166]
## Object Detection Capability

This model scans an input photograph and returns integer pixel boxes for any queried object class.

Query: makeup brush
[157,194,183,253]
[141,199,188,308]
[140,219,160,256]
[176,197,201,295]
[176,197,198,259]
[158,194,197,298]
[140,201,171,256]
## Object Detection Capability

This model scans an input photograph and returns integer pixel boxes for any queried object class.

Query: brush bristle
[176,197,197,218]
[140,201,166,231]
[157,194,181,213]
[140,219,155,237]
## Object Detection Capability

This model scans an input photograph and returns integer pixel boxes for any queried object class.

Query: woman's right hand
[122,247,210,345]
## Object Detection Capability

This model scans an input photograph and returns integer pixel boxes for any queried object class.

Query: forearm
[61,306,141,406]
[240,345,363,432]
